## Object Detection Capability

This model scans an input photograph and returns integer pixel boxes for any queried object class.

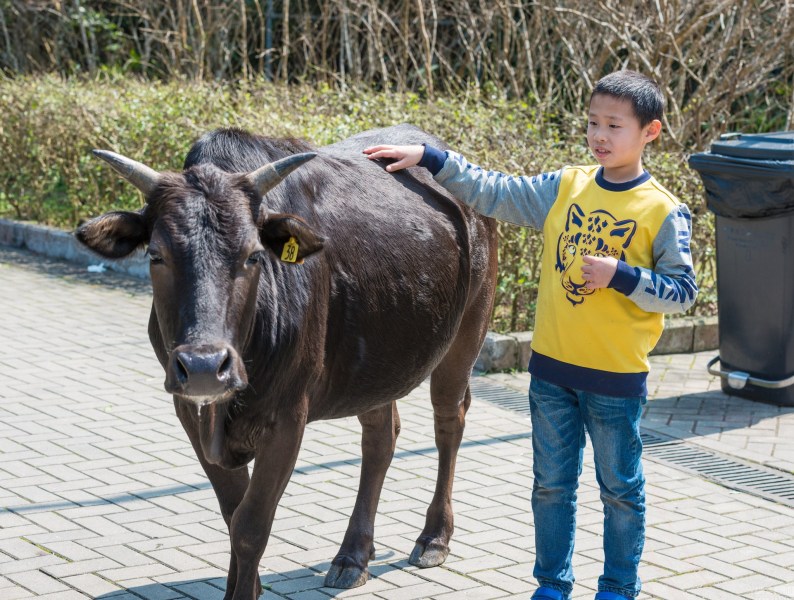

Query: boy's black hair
[591,70,664,126]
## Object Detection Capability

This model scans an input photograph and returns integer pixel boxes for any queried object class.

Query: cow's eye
[246,251,264,265]
[147,249,164,264]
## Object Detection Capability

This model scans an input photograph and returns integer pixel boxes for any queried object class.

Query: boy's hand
[363,145,425,172]
[581,255,618,289]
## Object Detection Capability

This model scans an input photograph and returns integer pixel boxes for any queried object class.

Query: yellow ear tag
[280,236,302,264]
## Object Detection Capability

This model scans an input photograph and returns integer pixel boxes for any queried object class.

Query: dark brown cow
[76,125,497,600]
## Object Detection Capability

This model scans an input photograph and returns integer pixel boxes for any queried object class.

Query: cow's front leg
[228,413,306,600]
[173,400,254,599]
[325,401,401,588]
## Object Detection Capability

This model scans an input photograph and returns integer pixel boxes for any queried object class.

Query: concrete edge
[0,218,718,372]
[477,316,718,372]
[0,217,149,279]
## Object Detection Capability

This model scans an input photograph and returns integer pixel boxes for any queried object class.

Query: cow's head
[77,149,322,463]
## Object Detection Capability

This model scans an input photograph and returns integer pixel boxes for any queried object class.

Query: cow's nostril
[217,349,232,379]
[175,354,189,383]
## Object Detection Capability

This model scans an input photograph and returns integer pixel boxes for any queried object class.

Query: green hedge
[0,76,716,330]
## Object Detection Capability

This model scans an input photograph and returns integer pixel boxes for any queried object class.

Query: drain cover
[640,432,794,507]
[469,378,530,416]
[470,376,794,508]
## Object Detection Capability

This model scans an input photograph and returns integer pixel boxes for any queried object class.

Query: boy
[363,70,697,600]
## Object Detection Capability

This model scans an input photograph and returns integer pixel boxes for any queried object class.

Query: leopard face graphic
[555,204,637,306]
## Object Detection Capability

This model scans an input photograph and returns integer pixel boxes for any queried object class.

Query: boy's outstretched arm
[364,144,559,229]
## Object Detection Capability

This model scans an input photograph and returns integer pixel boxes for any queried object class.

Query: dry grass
[1,1,791,147]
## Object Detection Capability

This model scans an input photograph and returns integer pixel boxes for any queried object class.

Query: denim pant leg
[529,377,586,597]
[581,390,645,598]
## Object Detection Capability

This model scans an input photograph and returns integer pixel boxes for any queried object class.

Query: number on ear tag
[281,236,300,263]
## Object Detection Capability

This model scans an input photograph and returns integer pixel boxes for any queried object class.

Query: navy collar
[595,167,651,191]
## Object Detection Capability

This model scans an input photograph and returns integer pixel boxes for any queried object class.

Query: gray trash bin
[689,131,794,406]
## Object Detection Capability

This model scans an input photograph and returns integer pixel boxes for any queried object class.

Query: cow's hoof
[324,556,369,589]
[221,577,263,600]
[408,539,449,568]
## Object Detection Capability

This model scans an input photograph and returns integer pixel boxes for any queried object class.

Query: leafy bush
[0,75,716,330]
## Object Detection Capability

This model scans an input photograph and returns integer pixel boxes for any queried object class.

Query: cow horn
[247,152,317,197]
[93,149,160,196]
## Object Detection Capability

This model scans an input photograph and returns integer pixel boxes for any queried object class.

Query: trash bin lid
[688,131,794,218]
[710,131,794,160]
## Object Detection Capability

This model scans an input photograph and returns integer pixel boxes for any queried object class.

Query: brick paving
[1,245,793,600]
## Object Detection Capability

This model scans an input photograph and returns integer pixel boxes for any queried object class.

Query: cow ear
[260,213,325,262]
[76,210,149,259]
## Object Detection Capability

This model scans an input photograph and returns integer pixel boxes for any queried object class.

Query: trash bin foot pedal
[707,355,794,390]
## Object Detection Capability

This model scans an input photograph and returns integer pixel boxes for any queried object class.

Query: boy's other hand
[581,255,618,289]
[363,145,424,172]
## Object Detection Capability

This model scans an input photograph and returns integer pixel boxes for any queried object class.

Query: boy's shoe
[594,592,632,600]
[531,587,565,600]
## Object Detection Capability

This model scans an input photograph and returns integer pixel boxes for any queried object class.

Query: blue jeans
[529,376,645,599]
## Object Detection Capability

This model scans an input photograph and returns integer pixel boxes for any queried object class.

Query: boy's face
[587,93,661,182]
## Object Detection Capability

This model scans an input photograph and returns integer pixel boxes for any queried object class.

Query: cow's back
[304,126,496,419]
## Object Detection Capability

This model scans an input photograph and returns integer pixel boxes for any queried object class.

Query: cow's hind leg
[325,401,401,588]
[410,311,489,568]
[409,372,470,567]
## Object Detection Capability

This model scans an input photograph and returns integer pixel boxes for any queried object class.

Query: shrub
[0,75,716,329]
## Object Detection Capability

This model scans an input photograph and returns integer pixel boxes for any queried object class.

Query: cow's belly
[308,367,433,421]
[307,305,462,421]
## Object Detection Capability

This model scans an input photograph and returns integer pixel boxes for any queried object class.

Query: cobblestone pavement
[1,245,793,600]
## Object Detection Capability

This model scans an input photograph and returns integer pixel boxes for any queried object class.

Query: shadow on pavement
[644,389,794,441]
[0,244,151,295]
[94,558,426,599]
[3,431,531,516]
[94,578,226,600]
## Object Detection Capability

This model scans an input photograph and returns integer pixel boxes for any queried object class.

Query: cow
[76,124,497,600]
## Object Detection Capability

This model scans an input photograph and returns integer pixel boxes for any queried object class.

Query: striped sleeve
[613,204,698,313]
[430,149,560,229]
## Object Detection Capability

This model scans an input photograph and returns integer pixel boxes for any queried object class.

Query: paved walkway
[1,245,793,600]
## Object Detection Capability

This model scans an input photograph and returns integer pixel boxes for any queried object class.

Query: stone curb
[1,218,718,372]
[474,316,719,372]
[0,217,149,278]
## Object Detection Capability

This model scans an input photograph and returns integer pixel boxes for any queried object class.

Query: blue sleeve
[422,146,560,229]
[609,260,642,295]
[418,144,447,176]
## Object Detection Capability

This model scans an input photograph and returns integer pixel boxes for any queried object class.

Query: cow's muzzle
[165,343,247,398]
